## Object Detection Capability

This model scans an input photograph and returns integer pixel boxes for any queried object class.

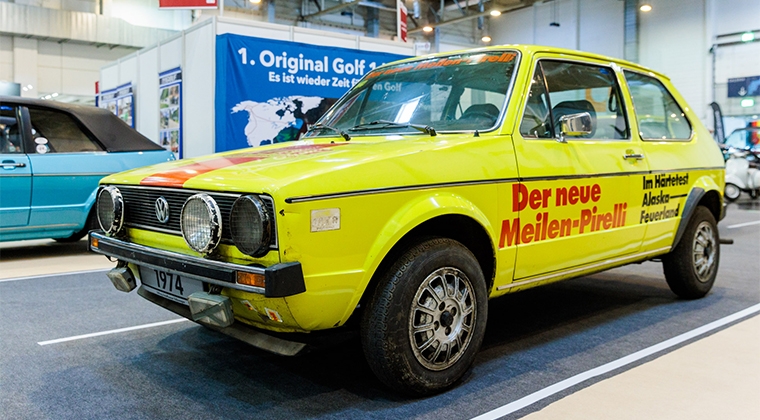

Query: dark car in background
[0,97,175,243]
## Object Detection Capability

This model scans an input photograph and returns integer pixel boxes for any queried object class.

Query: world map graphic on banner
[215,33,409,153]
[232,96,327,147]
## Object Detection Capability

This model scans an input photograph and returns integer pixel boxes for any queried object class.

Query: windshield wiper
[348,120,437,137]
[307,123,351,141]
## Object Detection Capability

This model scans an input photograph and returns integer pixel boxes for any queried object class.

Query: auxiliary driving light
[96,186,124,236]
[230,195,272,257]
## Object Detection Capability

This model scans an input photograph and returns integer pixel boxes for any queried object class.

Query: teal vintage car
[0,97,175,242]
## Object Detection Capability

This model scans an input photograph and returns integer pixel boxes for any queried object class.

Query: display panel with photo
[159,68,182,158]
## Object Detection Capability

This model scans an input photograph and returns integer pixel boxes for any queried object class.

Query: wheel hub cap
[693,221,717,283]
[409,267,476,371]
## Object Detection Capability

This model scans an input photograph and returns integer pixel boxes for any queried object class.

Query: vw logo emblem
[155,197,170,224]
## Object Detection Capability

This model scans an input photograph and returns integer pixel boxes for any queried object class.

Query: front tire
[360,238,488,396]
[662,206,719,299]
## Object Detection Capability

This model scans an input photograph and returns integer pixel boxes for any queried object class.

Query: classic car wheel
[361,238,487,396]
[662,206,719,299]
[724,183,741,202]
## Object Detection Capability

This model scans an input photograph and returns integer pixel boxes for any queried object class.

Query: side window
[28,108,103,154]
[520,65,552,138]
[540,61,629,140]
[0,105,23,154]
[623,71,691,140]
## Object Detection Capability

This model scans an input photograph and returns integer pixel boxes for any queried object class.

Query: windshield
[306,51,519,137]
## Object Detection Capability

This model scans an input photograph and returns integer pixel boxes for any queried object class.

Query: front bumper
[88,230,306,298]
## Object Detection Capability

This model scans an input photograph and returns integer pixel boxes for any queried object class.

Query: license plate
[139,267,204,305]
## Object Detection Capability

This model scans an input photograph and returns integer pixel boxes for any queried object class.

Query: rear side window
[623,71,691,140]
[28,108,103,153]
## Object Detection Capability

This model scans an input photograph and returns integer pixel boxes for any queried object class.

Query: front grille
[117,185,277,249]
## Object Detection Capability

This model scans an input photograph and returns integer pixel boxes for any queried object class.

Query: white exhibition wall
[0,34,136,100]
[491,0,760,123]
[99,17,415,159]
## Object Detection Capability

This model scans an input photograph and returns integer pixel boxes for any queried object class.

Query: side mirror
[557,112,592,143]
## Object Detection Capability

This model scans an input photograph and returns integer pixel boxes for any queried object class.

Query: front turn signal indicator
[236,271,265,288]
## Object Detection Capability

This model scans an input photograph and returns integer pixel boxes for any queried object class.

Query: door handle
[623,153,645,160]
[1,161,26,169]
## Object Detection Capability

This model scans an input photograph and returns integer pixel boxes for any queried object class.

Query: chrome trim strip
[285,166,724,204]
[34,173,113,177]
[496,246,671,291]
[0,223,77,232]
[285,178,520,204]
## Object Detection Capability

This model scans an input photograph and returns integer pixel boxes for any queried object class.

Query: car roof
[384,44,668,80]
[0,96,163,153]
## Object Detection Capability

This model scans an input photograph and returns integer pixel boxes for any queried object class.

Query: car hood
[101,134,512,201]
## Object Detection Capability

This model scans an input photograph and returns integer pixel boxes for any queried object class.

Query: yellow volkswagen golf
[90,45,725,395]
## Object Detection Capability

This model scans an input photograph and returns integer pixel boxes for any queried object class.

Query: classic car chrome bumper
[88,230,305,298]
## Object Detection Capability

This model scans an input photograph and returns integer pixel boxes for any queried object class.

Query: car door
[504,56,649,280]
[0,104,32,228]
[622,70,702,251]
[23,106,111,231]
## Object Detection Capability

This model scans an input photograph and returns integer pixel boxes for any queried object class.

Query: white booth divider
[100,17,416,159]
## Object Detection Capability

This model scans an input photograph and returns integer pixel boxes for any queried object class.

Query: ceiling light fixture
[249,0,261,3]
[490,10,501,17]
[741,32,755,42]
[422,25,433,33]
[640,4,652,12]
[741,98,755,108]
[481,35,492,43]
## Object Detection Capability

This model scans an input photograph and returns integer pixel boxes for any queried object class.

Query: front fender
[357,192,495,294]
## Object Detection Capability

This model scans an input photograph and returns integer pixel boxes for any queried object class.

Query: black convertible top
[0,96,163,152]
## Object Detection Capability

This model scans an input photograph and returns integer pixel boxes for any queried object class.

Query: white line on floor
[470,302,760,420]
[37,319,189,346]
[0,268,110,283]
[727,220,760,229]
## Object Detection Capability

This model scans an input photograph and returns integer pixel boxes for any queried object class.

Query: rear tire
[360,238,487,396]
[662,206,719,299]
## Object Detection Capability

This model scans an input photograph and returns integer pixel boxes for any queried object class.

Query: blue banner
[215,33,409,152]
[728,75,760,98]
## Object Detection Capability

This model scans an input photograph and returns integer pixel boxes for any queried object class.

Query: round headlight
[230,195,272,257]
[96,186,124,236]
[180,194,222,254]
